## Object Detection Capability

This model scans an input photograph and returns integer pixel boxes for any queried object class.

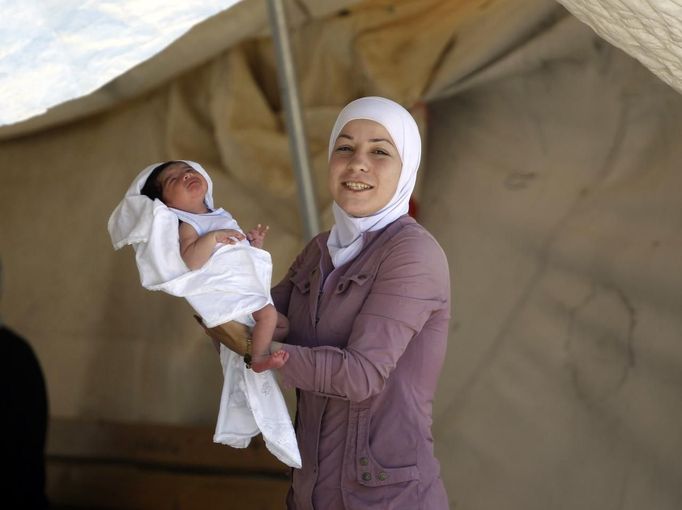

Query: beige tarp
[1,0,681,508]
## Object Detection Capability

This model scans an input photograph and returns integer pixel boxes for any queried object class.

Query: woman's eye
[374,149,389,156]
[335,145,352,152]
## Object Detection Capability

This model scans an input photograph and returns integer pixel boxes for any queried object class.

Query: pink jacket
[274,216,451,510]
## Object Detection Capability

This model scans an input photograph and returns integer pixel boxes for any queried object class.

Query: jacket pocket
[354,409,420,487]
[334,268,376,295]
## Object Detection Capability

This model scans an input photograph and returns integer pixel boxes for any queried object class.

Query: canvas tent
[1,0,681,508]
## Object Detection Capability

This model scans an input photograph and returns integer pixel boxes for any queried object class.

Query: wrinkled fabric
[557,0,682,93]
[273,215,450,510]
[214,344,301,468]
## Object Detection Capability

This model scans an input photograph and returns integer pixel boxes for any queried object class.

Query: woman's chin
[339,206,374,218]
[335,199,386,218]
[333,187,395,218]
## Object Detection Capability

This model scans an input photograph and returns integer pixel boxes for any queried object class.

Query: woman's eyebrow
[337,133,395,147]
[370,137,395,147]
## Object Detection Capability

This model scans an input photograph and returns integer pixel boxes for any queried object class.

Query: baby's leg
[250,304,287,372]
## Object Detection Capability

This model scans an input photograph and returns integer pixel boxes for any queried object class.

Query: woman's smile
[343,181,373,191]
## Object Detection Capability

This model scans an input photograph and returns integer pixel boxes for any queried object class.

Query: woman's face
[328,119,402,217]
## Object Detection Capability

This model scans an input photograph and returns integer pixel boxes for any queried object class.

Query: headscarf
[326,96,421,267]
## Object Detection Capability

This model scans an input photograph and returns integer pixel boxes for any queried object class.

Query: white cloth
[107,160,271,325]
[326,96,422,267]
[162,206,272,328]
[107,160,301,468]
[169,207,245,241]
[215,345,301,468]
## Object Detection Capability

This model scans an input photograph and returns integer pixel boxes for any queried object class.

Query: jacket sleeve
[279,229,450,402]
[271,267,294,316]
[271,238,317,316]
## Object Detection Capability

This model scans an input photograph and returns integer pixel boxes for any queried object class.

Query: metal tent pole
[266,0,320,239]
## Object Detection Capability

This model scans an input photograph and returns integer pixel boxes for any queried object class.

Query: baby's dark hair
[140,161,180,202]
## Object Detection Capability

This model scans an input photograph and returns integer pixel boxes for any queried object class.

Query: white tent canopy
[0,0,243,127]
[3,0,680,138]
[1,1,681,509]
[557,0,682,94]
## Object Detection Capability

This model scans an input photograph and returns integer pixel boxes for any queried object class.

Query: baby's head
[141,161,210,213]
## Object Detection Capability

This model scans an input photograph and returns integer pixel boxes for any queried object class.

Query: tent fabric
[557,0,682,93]
[0,0,243,127]
[3,0,675,138]
[0,0,364,140]
[1,0,681,508]
[424,15,682,508]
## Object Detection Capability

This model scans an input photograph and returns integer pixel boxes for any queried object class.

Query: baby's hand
[214,229,246,245]
[247,224,269,248]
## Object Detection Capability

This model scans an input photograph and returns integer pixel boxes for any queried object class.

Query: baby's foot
[250,350,289,373]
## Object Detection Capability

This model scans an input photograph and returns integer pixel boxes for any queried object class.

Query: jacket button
[359,457,369,466]
[377,471,388,481]
[362,472,372,482]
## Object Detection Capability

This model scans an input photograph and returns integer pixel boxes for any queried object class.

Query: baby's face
[159,162,209,213]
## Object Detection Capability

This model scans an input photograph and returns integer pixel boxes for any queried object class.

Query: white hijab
[326,96,422,267]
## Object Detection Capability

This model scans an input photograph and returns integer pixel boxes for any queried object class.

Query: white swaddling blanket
[107,160,301,468]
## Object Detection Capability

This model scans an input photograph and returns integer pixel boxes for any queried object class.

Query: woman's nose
[348,154,368,173]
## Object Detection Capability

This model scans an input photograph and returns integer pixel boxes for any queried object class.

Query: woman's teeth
[344,182,372,191]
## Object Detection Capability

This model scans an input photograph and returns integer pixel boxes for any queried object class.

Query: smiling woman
[204,96,452,509]
[272,97,451,509]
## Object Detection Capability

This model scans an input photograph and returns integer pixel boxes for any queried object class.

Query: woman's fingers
[193,315,220,343]
[193,314,206,329]
[193,319,252,357]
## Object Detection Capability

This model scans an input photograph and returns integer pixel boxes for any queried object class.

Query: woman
[207,96,450,509]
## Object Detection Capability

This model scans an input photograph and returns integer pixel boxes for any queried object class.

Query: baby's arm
[179,222,245,270]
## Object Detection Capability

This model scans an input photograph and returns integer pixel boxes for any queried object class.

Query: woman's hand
[193,315,251,356]
[194,315,285,358]
[273,312,290,342]
[246,224,269,248]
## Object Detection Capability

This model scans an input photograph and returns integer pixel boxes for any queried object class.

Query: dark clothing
[1,326,49,509]
[273,216,450,510]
